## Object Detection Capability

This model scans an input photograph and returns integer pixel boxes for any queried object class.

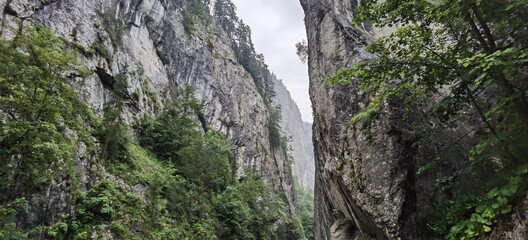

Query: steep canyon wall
[301,0,528,239]
[0,0,301,234]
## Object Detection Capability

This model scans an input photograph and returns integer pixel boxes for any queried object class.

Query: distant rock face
[273,78,315,190]
[301,122,315,189]
[1,0,297,227]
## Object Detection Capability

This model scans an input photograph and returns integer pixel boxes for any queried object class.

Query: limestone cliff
[301,1,412,238]
[301,121,315,190]
[273,78,315,190]
[0,0,297,234]
[301,0,528,239]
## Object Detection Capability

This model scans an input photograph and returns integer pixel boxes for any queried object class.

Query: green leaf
[487,188,500,199]
[500,205,512,214]
[475,205,486,213]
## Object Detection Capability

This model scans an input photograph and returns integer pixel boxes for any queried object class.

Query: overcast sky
[230,0,312,123]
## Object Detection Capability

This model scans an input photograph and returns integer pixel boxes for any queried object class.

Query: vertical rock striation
[273,78,315,190]
[301,0,402,238]
[301,121,315,190]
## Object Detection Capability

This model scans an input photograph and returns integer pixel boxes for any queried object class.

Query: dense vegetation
[328,0,528,239]
[0,23,310,239]
[296,188,314,240]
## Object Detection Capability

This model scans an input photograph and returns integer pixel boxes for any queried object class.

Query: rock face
[301,1,411,238]
[273,78,315,190]
[1,0,297,228]
[301,122,315,189]
[301,0,527,240]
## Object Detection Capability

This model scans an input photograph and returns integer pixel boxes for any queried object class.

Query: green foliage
[214,0,238,35]
[140,88,233,192]
[213,171,289,240]
[183,0,210,35]
[98,7,124,48]
[71,179,148,240]
[0,24,92,201]
[74,39,111,62]
[97,72,133,164]
[327,0,528,238]
[296,188,315,240]
[74,42,96,57]
[0,198,29,240]
[0,22,298,240]
[183,13,196,35]
[180,131,234,192]
[295,40,308,63]
[91,40,112,62]
[136,88,298,239]
[268,106,283,148]
[140,88,201,161]
[214,0,286,155]
[214,0,276,104]
[213,187,254,239]
[331,0,528,126]
[447,164,528,239]
[110,144,174,186]
[74,180,117,226]
[427,195,479,236]
[46,221,68,239]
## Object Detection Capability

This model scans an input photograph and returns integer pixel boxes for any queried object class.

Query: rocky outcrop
[1,0,296,228]
[301,0,486,239]
[273,78,315,190]
[301,1,408,238]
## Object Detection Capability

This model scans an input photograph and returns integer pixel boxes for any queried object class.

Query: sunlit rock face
[2,0,297,227]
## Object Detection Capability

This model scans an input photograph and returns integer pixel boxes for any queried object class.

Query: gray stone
[273,78,315,190]
[1,0,301,232]
[301,0,486,239]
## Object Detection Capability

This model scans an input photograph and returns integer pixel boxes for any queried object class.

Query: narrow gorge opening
[3,0,527,240]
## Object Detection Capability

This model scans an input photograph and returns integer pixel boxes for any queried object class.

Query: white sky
[230,0,312,123]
